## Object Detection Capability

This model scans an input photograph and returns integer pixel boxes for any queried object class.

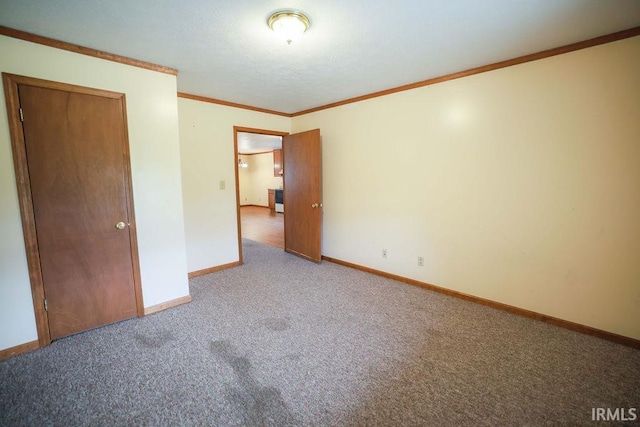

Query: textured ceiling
[1,1,639,114]
[237,132,282,154]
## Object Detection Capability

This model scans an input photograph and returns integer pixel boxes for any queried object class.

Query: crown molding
[0,25,178,76]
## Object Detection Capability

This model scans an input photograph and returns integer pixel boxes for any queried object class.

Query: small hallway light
[267,10,310,44]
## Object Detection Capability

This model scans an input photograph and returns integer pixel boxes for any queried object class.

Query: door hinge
[44,299,48,311]
[19,108,24,122]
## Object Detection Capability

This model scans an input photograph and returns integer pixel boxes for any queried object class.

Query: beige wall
[178,98,289,273]
[239,153,283,206]
[0,35,190,351]
[238,155,252,205]
[292,36,640,339]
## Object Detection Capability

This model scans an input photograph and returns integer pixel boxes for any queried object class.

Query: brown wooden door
[283,129,322,262]
[19,84,138,340]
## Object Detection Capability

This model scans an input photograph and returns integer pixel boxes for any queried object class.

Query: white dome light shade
[267,11,310,44]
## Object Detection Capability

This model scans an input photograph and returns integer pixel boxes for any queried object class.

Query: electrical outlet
[418,256,424,267]
[219,180,225,190]
[382,249,388,258]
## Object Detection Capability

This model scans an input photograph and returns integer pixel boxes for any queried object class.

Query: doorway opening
[233,126,323,264]
[233,127,288,262]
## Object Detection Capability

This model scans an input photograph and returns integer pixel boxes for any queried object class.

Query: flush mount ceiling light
[267,10,310,44]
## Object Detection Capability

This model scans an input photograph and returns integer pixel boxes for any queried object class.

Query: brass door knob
[115,221,126,230]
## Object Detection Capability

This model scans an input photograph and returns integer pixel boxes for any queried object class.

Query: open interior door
[283,129,322,263]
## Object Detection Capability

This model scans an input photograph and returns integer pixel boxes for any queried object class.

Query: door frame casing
[2,73,144,347]
[233,126,289,264]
